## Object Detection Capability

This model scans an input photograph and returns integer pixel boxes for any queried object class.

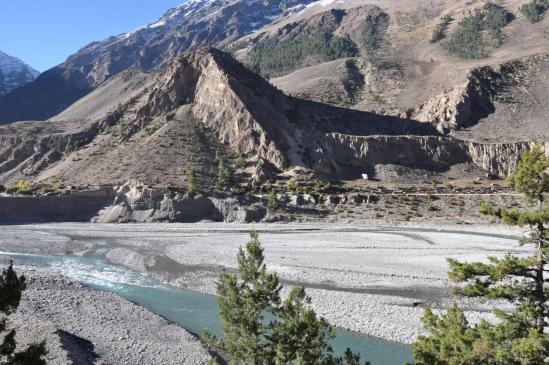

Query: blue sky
[0,0,184,72]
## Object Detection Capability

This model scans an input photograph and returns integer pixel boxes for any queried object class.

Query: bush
[5,180,34,196]
[267,190,280,211]
[520,0,549,22]
[430,15,453,43]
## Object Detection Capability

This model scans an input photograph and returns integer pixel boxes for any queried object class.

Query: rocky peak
[0,0,318,124]
[0,51,39,96]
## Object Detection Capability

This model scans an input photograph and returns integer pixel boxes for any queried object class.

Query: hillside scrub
[249,32,357,78]
[361,12,390,55]
[1,261,48,364]
[520,0,549,22]
[430,15,453,43]
[443,3,514,59]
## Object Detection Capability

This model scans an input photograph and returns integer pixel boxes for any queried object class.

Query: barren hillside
[0,49,543,190]
[224,0,549,142]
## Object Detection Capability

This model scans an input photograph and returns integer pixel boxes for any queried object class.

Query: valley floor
[0,223,525,352]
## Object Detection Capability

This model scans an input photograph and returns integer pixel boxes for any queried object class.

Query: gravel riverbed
[0,222,525,346]
[6,271,209,365]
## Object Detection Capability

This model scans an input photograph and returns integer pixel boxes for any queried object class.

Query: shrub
[267,189,280,211]
[5,180,34,195]
[430,14,453,43]
[362,12,390,55]
[520,0,549,22]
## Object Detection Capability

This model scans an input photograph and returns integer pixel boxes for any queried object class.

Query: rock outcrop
[92,182,267,223]
[317,133,547,179]
[0,49,543,190]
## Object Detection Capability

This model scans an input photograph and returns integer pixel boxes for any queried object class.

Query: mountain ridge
[0,0,318,123]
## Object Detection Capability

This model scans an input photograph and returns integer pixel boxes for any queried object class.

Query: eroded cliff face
[412,85,475,134]
[316,133,547,179]
[192,51,291,170]
[464,141,548,177]
[0,121,99,182]
[93,182,266,223]
[413,54,549,136]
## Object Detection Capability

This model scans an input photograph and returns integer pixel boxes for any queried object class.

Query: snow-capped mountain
[0,51,39,96]
[0,0,317,123]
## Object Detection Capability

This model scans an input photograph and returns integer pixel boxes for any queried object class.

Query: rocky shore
[8,271,209,365]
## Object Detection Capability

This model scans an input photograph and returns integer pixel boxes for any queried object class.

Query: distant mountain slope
[0,0,317,123]
[0,49,537,188]
[227,0,549,140]
[0,51,39,96]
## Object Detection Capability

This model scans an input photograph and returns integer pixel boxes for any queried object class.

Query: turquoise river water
[3,251,412,364]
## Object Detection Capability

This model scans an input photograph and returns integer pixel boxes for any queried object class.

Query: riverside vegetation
[0,262,47,365]
[411,146,549,364]
[203,231,367,365]
[202,145,548,365]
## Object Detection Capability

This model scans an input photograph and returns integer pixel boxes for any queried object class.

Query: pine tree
[203,231,282,363]
[187,167,198,194]
[267,190,280,212]
[237,151,246,169]
[215,156,231,190]
[412,146,549,364]
[203,232,367,365]
[0,261,47,365]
